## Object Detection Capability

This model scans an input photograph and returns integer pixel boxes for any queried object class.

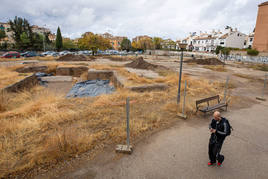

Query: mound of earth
[57,54,95,61]
[125,57,168,70]
[185,58,224,65]
[104,56,136,62]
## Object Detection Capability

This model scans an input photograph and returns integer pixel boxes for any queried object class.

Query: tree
[132,38,153,51]
[63,38,78,50]
[120,38,131,51]
[9,16,33,50]
[216,46,224,55]
[0,30,6,40]
[153,37,163,50]
[78,32,112,55]
[56,27,63,51]
[20,32,31,50]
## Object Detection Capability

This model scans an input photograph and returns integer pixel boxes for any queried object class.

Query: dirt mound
[125,57,168,70]
[185,58,224,65]
[57,54,95,61]
[106,56,134,62]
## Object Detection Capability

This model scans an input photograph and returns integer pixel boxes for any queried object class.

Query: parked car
[1,51,20,58]
[21,51,37,57]
[59,51,70,56]
[40,51,53,57]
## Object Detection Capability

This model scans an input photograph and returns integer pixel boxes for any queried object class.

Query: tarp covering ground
[66,80,115,98]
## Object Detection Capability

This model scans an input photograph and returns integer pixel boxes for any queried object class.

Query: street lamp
[177,43,187,104]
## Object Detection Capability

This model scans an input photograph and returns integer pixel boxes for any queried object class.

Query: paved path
[57,100,268,179]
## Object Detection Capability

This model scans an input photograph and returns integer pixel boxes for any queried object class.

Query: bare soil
[185,57,225,65]
[125,57,168,71]
[57,54,95,61]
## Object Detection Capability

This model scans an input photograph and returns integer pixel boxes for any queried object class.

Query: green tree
[120,38,131,51]
[20,32,31,50]
[56,27,63,51]
[78,32,111,55]
[0,30,6,40]
[9,16,34,50]
[63,38,78,50]
[216,46,224,55]
[153,37,163,50]
[247,49,259,56]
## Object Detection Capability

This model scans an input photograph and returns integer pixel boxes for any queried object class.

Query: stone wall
[56,66,89,77]
[2,74,38,93]
[87,69,168,92]
[127,83,168,92]
[87,70,124,88]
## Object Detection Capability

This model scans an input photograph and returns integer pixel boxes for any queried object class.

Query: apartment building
[183,27,247,52]
[31,25,51,35]
[132,35,152,43]
[0,22,14,44]
[244,32,254,49]
[100,33,126,50]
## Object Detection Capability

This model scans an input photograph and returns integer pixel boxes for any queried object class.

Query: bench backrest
[196,95,220,106]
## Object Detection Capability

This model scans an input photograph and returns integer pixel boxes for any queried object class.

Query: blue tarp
[66,80,115,98]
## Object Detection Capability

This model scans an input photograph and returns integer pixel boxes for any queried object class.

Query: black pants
[208,136,225,163]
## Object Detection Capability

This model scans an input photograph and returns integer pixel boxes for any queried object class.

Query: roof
[259,1,268,6]
[219,33,229,39]
[194,36,216,40]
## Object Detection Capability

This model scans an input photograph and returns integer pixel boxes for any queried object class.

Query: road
[45,99,268,179]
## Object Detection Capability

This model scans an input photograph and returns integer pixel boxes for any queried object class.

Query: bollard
[177,80,187,119]
[223,76,229,102]
[177,50,184,104]
[116,97,133,154]
[257,74,267,101]
[182,81,187,115]
[126,97,130,148]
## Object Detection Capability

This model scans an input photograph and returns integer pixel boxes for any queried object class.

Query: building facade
[100,33,126,50]
[183,27,247,52]
[253,1,268,52]
[0,22,14,44]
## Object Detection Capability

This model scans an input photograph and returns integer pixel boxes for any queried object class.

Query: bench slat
[199,103,227,112]
[196,95,220,105]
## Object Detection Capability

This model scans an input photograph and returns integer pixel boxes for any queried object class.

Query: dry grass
[0,63,231,177]
[203,65,227,72]
[248,63,268,72]
[0,67,32,89]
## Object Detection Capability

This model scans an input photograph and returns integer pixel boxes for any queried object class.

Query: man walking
[208,111,229,166]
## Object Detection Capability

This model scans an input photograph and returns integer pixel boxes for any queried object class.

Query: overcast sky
[0,0,264,40]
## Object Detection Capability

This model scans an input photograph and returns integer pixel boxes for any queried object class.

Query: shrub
[247,49,259,56]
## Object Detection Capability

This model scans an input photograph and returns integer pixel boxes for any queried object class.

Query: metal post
[182,80,187,115]
[43,35,45,52]
[223,76,229,102]
[126,97,130,148]
[177,50,183,104]
[262,74,267,98]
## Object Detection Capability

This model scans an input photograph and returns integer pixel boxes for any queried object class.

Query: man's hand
[210,129,216,133]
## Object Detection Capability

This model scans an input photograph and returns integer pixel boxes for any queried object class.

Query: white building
[183,26,247,52]
[244,32,254,49]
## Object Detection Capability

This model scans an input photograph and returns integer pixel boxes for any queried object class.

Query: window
[220,42,224,45]
[250,38,253,42]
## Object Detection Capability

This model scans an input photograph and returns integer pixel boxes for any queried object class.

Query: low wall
[87,70,124,88]
[87,70,168,92]
[16,66,48,73]
[56,66,89,77]
[127,83,168,92]
[2,74,38,93]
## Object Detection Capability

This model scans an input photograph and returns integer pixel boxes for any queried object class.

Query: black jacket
[209,117,228,143]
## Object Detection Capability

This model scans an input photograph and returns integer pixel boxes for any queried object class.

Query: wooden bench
[196,95,227,115]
